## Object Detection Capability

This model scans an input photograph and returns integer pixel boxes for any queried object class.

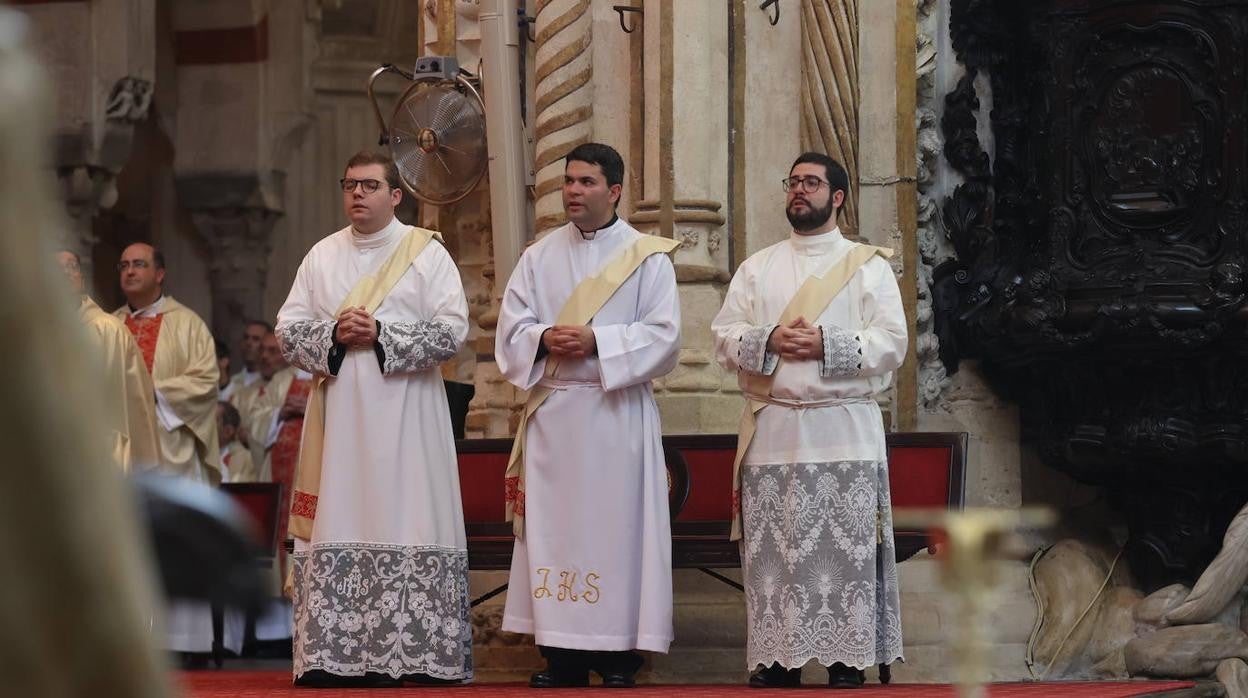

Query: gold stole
[505,234,681,539]
[729,243,893,541]
[287,226,442,541]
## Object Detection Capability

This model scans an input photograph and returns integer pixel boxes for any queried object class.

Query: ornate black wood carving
[937,0,1248,590]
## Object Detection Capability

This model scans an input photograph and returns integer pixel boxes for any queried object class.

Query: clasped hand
[767,316,823,361]
[542,324,596,359]
[335,306,378,348]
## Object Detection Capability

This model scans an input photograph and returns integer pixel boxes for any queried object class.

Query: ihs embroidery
[532,567,601,604]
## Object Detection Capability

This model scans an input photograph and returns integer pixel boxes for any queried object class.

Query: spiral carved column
[533,0,593,233]
[800,0,860,238]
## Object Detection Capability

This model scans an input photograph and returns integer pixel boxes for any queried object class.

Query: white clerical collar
[573,214,621,242]
[351,215,404,250]
[789,226,845,255]
[294,368,313,380]
[128,294,165,318]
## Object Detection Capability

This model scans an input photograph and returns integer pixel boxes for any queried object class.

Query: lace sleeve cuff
[376,320,460,375]
[276,319,337,375]
[738,324,779,375]
[820,325,863,378]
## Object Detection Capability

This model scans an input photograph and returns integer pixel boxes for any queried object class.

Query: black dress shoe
[293,670,372,688]
[600,671,636,688]
[529,669,590,688]
[589,650,645,688]
[827,662,864,689]
[293,670,402,688]
[748,663,802,688]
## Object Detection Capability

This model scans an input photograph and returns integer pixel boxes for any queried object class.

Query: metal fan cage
[387,74,488,206]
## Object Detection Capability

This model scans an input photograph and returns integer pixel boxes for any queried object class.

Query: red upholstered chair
[663,432,969,565]
[885,432,968,561]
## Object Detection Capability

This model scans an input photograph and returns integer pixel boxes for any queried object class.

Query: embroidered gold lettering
[533,567,553,599]
[557,571,579,602]
[532,568,602,604]
[582,572,601,604]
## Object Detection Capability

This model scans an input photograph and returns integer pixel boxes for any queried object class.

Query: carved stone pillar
[18,0,155,292]
[532,0,594,234]
[635,0,737,433]
[421,0,507,438]
[185,202,281,354]
[800,0,859,238]
[57,77,154,267]
[857,0,918,430]
[58,161,118,272]
[29,0,154,287]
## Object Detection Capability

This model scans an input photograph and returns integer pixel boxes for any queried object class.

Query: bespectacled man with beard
[712,152,907,689]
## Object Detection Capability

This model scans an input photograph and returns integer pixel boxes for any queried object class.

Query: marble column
[857,0,918,430]
[634,0,737,433]
[800,0,860,238]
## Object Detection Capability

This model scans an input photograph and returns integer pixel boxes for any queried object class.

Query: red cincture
[123,314,163,374]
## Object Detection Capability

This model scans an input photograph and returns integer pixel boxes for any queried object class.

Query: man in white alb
[276,151,471,688]
[712,153,906,689]
[496,142,681,688]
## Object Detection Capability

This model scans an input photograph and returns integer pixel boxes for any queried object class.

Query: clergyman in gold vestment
[57,249,161,473]
[113,242,221,485]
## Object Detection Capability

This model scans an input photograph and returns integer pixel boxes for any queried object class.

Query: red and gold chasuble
[123,314,163,374]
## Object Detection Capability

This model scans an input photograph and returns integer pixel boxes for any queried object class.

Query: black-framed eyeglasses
[117,259,151,271]
[781,175,830,194]
[339,178,385,194]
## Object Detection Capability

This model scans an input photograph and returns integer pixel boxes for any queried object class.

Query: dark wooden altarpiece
[934,0,1248,589]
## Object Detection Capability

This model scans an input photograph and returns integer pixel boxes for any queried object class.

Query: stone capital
[179,175,283,357]
[632,199,727,278]
[175,171,286,214]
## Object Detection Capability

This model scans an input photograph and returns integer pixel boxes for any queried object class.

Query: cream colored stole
[729,243,892,541]
[288,226,442,541]
[505,234,681,538]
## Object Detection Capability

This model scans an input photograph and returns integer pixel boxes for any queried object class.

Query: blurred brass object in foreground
[893,508,1057,698]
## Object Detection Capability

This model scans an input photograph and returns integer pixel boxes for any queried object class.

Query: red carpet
[180,671,1196,697]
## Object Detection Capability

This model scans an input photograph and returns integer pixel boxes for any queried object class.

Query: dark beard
[786,199,835,232]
